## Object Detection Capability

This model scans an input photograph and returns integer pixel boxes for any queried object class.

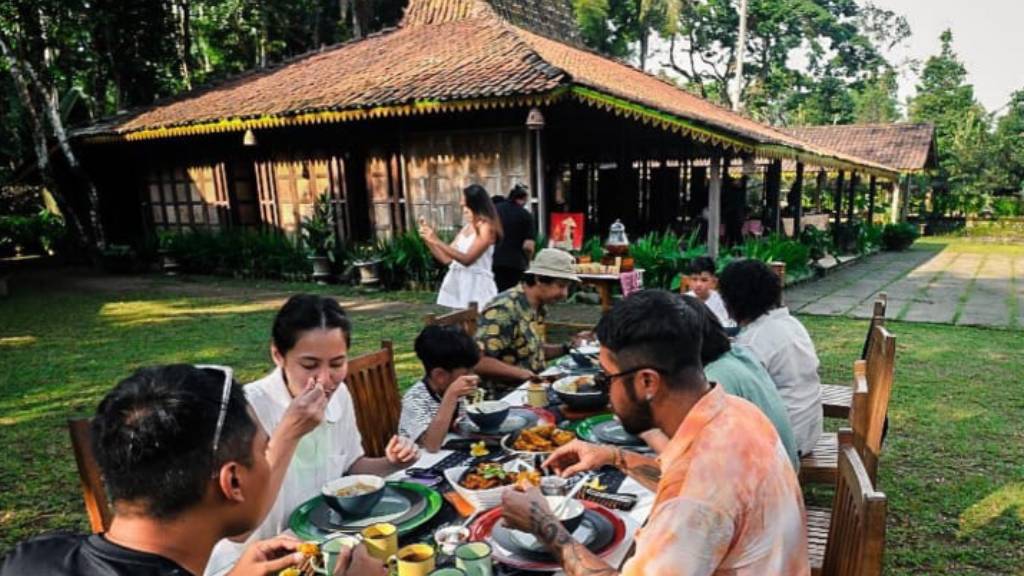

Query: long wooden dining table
[382,382,656,574]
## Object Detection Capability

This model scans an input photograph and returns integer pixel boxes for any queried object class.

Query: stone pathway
[785,243,1024,328]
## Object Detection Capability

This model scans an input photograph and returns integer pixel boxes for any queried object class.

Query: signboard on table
[549,212,584,251]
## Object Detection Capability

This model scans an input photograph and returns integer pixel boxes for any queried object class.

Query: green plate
[568,414,646,447]
[289,481,442,541]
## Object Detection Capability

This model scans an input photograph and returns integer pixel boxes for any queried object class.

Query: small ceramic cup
[454,542,493,576]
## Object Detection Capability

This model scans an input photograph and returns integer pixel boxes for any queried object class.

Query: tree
[993,89,1024,194]
[909,29,994,214]
[574,0,680,70]
[653,0,908,124]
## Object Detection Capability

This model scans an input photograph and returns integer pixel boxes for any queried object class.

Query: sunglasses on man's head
[195,364,234,460]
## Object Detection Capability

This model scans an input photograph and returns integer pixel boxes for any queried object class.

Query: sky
[855,0,1024,115]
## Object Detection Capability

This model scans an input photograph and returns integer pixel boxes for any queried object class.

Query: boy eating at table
[685,256,734,329]
[399,325,482,452]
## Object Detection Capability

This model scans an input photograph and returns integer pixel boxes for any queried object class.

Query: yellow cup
[361,522,398,561]
[389,543,436,576]
[527,383,548,408]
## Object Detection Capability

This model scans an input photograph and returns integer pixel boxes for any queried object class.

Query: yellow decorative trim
[82,88,571,144]
[81,81,896,179]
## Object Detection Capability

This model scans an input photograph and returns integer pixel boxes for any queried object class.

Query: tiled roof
[783,123,937,172]
[77,0,899,178]
[404,0,579,42]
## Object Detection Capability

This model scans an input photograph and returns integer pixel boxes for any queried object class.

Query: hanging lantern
[242,128,258,147]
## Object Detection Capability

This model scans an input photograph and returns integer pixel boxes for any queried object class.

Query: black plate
[490,510,614,562]
[309,485,426,532]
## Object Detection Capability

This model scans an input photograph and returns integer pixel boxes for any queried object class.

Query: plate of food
[501,424,576,458]
[551,375,609,411]
[444,460,540,511]
[289,481,442,540]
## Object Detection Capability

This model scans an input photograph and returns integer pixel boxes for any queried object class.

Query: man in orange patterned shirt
[503,290,809,575]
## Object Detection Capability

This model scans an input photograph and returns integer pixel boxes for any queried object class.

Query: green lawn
[1,271,1022,573]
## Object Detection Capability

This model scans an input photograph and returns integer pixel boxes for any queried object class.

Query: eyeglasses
[593,365,655,391]
[195,364,233,457]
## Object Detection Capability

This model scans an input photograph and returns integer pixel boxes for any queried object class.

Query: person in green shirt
[641,294,799,469]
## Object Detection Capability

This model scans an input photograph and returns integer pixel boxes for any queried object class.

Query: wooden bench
[801,326,895,486]
[807,429,887,576]
[424,302,479,337]
[345,340,402,458]
[822,294,887,419]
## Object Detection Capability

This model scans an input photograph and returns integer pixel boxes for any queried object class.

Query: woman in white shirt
[206,295,419,575]
[718,259,823,456]
[420,184,502,309]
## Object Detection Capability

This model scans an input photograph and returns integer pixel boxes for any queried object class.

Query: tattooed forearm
[529,502,618,576]
[615,447,662,491]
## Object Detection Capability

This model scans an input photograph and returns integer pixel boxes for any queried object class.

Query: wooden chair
[806,429,887,576]
[68,418,113,533]
[344,340,403,458]
[822,294,887,418]
[801,326,895,485]
[424,302,479,337]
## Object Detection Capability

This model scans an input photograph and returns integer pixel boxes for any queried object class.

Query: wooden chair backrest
[423,302,479,337]
[68,418,113,533]
[861,326,896,467]
[344,340,402,458]
[847,360,877,481]
[822,429,887,576]
[860,293,888,360]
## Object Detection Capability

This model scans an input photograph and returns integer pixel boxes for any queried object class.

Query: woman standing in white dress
[420,184,502,309]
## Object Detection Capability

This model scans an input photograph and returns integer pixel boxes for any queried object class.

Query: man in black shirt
[1,365,383,576]
[492,184,537,292]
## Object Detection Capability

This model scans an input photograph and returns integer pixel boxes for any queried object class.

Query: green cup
[454,542,493,576]
[428,569,467,575]
[321,535,358,574]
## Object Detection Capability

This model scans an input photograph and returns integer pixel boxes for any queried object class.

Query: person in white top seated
[717,259,823,456]
[205,295,420,576]
[420,184,502,309]
[684,256,735,329]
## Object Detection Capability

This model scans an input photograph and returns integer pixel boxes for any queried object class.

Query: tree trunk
[175,0,193,89]
[1,31,106,248]
[0,33,91,248]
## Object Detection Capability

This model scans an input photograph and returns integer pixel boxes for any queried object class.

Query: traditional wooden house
[784,123,937,224]
[73,0,899,256]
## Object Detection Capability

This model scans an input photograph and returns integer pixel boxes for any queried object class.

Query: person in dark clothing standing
[492,184,536,292]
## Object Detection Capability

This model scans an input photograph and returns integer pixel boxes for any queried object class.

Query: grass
[2,270,1024,573]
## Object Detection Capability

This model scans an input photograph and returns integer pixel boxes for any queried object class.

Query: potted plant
[156,230,181,274]
[351,242,383,286]
[302,193,337,283]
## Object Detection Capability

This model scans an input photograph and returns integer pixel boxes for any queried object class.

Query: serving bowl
[321,475,386,518]
[551,375,608,411]
[464,400,511,431]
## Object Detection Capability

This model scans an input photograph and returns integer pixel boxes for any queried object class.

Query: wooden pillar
[815,169,826,213]
[789,162,805,237]
[708,155,723,258]
[833,170,846,227]
[765,159,782,234]
[890,178,902,223]
[867,175,877,225]
[847,172,859,223]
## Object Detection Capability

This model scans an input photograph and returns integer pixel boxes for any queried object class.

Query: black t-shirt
[493,201,535,270]
[1,533,192,576]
